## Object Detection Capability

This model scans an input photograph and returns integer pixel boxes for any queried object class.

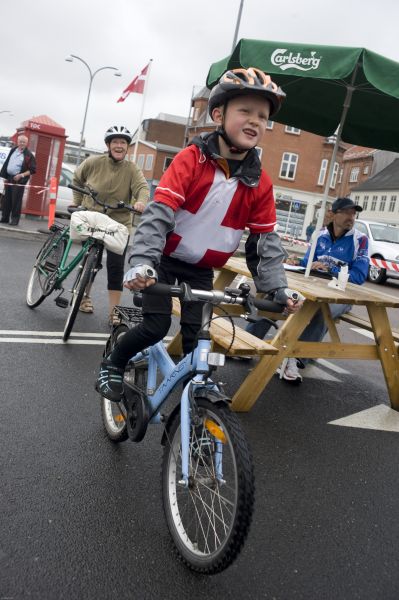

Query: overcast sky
[1,0,398,150]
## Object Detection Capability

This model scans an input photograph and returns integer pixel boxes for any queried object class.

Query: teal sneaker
[95,358,124,402]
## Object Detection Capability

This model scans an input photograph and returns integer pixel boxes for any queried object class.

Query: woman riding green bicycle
[71,125,149,324]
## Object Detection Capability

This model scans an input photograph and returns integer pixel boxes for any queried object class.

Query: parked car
[56,163,75,217]
[354,219,399,284]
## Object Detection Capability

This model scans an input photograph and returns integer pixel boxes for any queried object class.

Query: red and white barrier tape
[370,257,399,272]
[4,181,49,190]
[279,233,310,247]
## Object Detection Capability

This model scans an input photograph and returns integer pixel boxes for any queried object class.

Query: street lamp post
[65,55,121,165]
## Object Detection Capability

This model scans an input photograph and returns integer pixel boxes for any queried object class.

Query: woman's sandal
[79,296,94,313]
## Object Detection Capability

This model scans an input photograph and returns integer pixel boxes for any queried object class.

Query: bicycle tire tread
[162,398,255,574]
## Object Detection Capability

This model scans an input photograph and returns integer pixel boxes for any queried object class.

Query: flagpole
[132,59,153,164]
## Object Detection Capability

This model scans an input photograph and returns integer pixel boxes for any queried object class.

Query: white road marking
[349,327,375,340]
[329,404,399,432]
[303,363,341,382]
[0,331,174,345]
[314,358,351,374]
[0,330,109,338]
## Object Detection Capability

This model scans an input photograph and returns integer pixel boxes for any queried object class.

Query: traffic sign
[292,201,301,211]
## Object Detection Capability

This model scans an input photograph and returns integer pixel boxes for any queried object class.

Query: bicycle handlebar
[142,282,284,313]
[67,183,141,214]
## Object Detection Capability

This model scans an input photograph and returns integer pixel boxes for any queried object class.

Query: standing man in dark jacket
[0,135,36,225]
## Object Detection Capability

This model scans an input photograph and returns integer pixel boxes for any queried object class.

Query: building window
[379,195,387,212]
[349,167,360,182]
[389,195,397,212]
[279,152,298,180]
[330,162,339,189]
[266,120,274,130]
[317,159,328,186]
[371,195,378,211]
[363,166,369,175]
[338,168,343,184]
[144,154,153,171]
[163,156,174,171]
[363,195,369,211]
[137,154,145,169]
[285,126,301,135]
[354,195,360,205]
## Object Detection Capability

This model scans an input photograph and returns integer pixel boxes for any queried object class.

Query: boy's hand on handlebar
[272,287,305,315]
[123,265,157,291]
[284,297,303,315]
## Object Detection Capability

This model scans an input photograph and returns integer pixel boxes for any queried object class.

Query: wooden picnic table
[215,257,399,412]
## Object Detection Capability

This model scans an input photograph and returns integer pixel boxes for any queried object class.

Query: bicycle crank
[123,382,150,442]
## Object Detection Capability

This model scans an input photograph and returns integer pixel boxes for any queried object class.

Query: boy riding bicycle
[96,67,304,402]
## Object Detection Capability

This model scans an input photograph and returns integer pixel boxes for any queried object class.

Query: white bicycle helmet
[104,125,132,144]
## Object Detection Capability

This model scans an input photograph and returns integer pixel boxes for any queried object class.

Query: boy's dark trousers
[110,255,214,368]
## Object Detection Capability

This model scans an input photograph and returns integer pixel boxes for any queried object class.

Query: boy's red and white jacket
[129,132,288,293]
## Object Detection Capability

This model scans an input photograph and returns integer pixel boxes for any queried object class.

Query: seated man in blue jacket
[247,197,370,383]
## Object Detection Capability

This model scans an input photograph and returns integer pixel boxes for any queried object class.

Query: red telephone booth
[13,115,67,216]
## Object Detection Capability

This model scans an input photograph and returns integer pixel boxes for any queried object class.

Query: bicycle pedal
[55,296,69,309]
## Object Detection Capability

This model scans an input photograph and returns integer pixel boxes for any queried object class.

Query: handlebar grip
[253,298,285,313]
[142,283,185,298]
[68,183,89,195]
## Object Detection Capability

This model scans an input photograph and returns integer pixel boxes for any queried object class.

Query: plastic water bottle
[338,265,349,290]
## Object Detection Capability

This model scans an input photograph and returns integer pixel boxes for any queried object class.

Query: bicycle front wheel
[63,246,99,342]
[26,230,66,308]
[162,397,255,574]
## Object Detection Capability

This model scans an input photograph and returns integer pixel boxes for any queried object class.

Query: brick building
[128,113,186,197]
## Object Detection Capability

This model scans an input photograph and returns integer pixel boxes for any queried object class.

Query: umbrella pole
[304,64,360,278]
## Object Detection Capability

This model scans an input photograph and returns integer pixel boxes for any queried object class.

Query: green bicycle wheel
[162,397,255,574]
[63,246,99,342]
[26,230,67,308]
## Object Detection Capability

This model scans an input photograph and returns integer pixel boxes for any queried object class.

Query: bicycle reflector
[205,419,227,444]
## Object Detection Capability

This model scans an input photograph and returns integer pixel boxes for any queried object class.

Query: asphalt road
[1,236,399,600]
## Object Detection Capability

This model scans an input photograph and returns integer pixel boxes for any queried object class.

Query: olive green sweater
[72,155,150,232]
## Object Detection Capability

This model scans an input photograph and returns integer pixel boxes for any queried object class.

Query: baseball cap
[331,197,363,213]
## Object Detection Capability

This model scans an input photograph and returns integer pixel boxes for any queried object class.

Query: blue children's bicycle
[99,282,281,574]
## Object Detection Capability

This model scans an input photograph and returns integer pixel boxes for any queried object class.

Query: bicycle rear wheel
[26,230,66,308]
[101,324,130,442]
[162,397,255,574]
[63,246,99,342]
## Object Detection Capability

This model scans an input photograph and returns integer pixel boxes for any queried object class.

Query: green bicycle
[26,185,138,341]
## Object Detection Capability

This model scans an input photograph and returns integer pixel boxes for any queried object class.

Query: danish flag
[117,63,149,102]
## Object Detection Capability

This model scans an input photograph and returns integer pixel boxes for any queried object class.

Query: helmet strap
[216,128,248,155]
[217,102,252,155]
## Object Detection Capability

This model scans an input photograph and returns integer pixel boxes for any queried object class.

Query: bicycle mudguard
[160,386,230,447]
[123,382,150,443]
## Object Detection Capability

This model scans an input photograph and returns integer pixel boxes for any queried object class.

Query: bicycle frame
[39,226,96,287]
[128,305,221,487]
